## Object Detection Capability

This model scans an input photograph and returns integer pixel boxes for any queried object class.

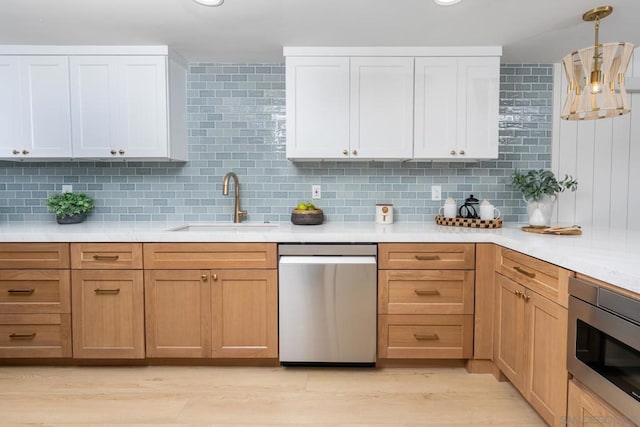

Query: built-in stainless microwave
[568,277,640,424]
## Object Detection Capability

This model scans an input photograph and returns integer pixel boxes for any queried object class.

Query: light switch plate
[431,185,442,201]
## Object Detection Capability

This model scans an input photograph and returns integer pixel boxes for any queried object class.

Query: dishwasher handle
[279,256,376,265]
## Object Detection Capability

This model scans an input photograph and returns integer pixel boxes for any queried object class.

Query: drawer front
[71,243,143,269]
[378,314,473,359]
[144,243,277,269]
[379,244,475,270]
[0,270,71,314]
[0,313,72,358]
[496,247,570,307]
[378,270,474,315]
[0,243,69,269]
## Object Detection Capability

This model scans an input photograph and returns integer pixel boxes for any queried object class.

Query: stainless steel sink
[167,223,278,232]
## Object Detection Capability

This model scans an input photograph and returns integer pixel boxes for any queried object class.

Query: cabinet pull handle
[523,294,531,302]
[460,150,465,155]
[201,274,208,281]
[9,333,36,340]
[352,149,358,156]
[12,149,20,155]
[110,150,117,155]
[414,333,439,341]
[93,255,119,261]
[414,289,440,296]
[119,149,125,155]
[415,255,440,261]
[450,150,456,155]
[94,288,120,295]
[342,150,348,156]
[212,273,218,281]
[8,289,35,296]
[514,290,522,297]
[513,266,536,278]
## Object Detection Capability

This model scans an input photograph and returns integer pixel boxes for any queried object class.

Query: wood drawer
[0,243,69,269]
[495,246,570,307]
[378,270,474,315]
[378,314,473,359]
[0,313,72,358]
[144,243,277,269]
[378,244,475,270]
[71,243,143,269]
[0,270,71,314]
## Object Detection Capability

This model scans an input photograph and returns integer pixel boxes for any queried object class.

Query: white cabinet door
[350,57,414,159]
[19,56,72,158]
[70,56,119,158]
[414,57,458,158]
[118,56,168,158]
[286,57,350,160]
[70,56,169,159]
[457,57,499,159]
[0,57,22,158]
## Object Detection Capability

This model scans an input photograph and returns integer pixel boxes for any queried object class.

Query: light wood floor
[0,365,545,426]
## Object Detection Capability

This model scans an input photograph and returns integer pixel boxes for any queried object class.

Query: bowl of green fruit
[291,202,324,225]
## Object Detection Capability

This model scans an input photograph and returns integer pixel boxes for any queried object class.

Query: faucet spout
[222,172,247,223]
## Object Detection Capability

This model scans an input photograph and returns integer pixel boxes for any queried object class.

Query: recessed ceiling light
[434,0,462,5]
[192,0,224,6]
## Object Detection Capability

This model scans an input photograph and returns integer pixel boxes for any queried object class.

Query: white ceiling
[1,0,639,64]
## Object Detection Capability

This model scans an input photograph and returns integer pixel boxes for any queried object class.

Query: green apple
[296,203,308,210]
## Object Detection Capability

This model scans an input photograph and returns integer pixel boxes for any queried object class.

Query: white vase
[525,195,556,227]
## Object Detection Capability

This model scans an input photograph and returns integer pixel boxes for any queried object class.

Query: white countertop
[1,220,638,295]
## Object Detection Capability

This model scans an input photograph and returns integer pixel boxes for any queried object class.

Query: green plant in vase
[45,192,95,224]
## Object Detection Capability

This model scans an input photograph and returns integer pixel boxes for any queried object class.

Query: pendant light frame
[561,5,634,121]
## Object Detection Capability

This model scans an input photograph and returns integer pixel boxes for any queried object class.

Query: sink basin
[167,223,278,232]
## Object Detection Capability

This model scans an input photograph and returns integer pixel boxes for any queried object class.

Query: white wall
[552,49,640,230]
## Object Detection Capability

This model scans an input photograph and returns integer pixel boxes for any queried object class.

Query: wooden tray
[435,215,502,229]
[521,225,582,235]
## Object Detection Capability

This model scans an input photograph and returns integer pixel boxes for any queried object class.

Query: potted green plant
[45,192,95,224]
[511,169,578,227]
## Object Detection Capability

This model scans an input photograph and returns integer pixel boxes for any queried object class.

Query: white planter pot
[525,195,556,227]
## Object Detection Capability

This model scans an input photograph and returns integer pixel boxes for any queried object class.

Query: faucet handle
[238,210,248,218]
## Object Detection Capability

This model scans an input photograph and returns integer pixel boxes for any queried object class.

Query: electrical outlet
[62,185,73,193]
[431,185,442,201]
[312,185,321,199]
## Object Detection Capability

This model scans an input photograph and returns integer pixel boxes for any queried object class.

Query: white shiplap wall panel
[553,48,639,229]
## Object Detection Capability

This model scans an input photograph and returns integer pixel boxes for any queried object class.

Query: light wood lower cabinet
[567,379,637,427]
[0,313,71,357]
[71,269,145,359]
[494,272,568,426]
[145,269,278,359]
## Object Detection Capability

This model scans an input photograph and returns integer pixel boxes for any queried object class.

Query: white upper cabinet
[414,56,500,160]
[350,57,414,159]
[285,47,501,161]
[0,45,187,161]
[70,56,171,159]
[0,56,72,159]
[286,57,350,159]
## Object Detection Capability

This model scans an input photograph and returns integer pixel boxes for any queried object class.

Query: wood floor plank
[0,366,545,425]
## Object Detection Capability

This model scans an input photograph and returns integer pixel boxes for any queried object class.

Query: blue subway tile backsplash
[0,64,552,223]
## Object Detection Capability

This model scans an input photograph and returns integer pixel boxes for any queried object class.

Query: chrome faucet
[222,172,247,223]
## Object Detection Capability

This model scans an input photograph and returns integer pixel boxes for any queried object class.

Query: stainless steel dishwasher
[278,244,377,366]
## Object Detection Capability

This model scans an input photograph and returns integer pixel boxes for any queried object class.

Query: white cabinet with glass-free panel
[414,56,499,160]
[0,56,72,159]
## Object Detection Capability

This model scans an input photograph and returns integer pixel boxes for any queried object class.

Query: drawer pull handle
[414,289,440,296]
[94,288,120,295]
[9,333,36,340]
[414,333,439,341]
[513,266,535,278]
[93,255,120,261]
[415,255,440,261]
[8,289,35,295]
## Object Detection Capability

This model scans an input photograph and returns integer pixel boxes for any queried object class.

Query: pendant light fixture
[561,5,634,120]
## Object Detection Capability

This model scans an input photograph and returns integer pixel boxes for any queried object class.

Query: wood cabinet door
[72,269,144,359]
[413,57,458,159]
[524,289,568,427]
[211,269,278,358]
[567,379,636,427]
[0,56,22,157]
[285,56,350,160]
[350,57,414,159]
[145,269,211,358]
[494,273,526,391]
[19,56,72,158]
[456,57,499,159]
